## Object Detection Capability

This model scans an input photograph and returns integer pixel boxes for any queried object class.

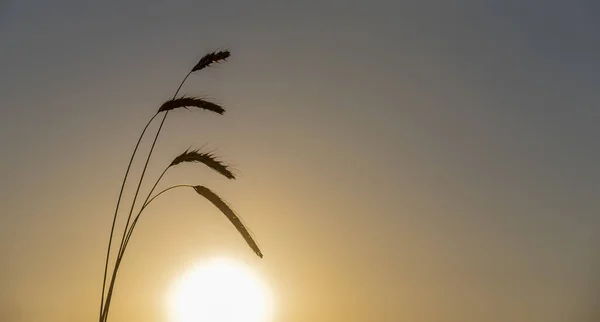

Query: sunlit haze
[0,1,599,322]
[169,258,272,322]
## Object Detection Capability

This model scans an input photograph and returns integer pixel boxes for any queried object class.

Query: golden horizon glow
[168,257,273,322]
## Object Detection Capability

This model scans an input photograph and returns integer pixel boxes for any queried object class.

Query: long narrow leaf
[193,185,263,258]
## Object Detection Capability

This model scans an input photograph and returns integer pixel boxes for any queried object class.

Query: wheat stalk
[99,50,263,322]
[98,113,158,322]
[99,94,225,322]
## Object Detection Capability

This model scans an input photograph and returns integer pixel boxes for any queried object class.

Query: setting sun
[168,258,273,322]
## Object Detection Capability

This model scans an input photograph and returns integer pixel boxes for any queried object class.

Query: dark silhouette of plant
[98,50,262,322]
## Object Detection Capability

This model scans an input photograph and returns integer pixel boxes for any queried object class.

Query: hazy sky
[1,1,599,321]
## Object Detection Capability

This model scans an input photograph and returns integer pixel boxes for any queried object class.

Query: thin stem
[99,112,158,322]
[120,166,171,257]
[102,71,192,322]
[174,71,192,98]
[103,185,193,322]
[102,114,167,322]
[145,185,194,209]
[122,184,193,257]
[118,113,167,256]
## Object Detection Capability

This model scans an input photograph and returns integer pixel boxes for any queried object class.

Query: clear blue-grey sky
[1,1,599,322]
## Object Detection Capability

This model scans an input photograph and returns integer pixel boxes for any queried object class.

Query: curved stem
[145,185,194,208]
[120,166,171,258]
[122,184,193,256]
[103,185,193,322]
[102,113,167,322]
[173,71,192,98]
[118,113,168,255]
[102,71,192,322]
[99,112,158,322]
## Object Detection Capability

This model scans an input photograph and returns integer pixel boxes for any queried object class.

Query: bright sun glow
[169,258,273,322]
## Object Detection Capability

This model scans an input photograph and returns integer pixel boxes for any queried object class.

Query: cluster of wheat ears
[98,50,262,322]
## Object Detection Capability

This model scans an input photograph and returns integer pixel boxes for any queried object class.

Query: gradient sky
[1,1,599,322]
